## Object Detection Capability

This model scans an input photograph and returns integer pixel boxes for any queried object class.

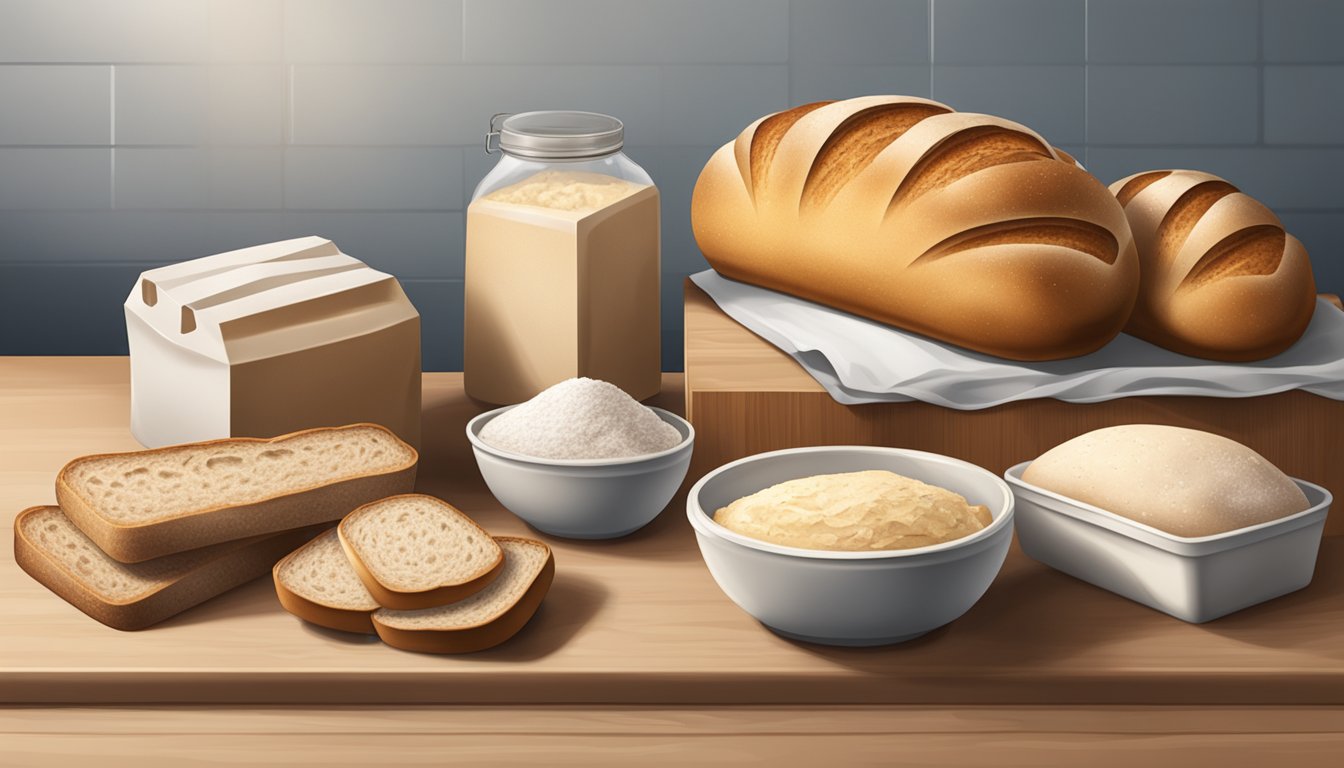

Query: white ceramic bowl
[467,406,694,539]
[687,446,1014,646]
[1005,461,1331,623]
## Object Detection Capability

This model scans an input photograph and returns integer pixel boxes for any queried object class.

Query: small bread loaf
[691,95,1139,361]
[712,470,992,551]
[337,494,503,610]
[1109,169,1316,361]
[1022,425,1310,537]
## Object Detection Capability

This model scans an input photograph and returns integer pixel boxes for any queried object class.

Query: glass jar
[464,111,661,404]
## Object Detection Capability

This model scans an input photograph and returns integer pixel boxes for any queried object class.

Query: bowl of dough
[687,446,1014,646]
[467,378,694,539]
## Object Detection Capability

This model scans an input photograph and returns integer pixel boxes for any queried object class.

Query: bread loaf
[1109,169,1316,361]
[1022,425,1310,537]
[691,95,1140,361]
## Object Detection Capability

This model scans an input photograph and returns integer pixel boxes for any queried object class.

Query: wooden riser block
[684,280,1344,537]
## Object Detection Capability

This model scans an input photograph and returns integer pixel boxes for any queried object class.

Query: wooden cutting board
[684,279,1344,537]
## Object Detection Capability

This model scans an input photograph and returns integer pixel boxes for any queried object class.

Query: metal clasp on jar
[484,113,511,154]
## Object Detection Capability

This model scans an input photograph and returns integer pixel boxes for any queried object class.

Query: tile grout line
[0,260,468,282]
[5,201,1338,213]
[928,0,935,95]
[283,3,292,213]
[0,60,1330,69]
[109,64,116,209]
[785,0,792,104]
[1083,0,1089,167]
[1257,0,1266,145]
[35,143,1344,150]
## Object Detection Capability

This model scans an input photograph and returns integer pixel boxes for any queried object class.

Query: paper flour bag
[125,236,421,447]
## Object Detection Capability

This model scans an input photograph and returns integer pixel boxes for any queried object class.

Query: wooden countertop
[7,705,1344,766]
[3,357,1344,707]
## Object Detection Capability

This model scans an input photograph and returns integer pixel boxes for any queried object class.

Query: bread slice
[373,537,554,654]
[337,494,503,610]
[13,506,323,631]
[57,423,418,563]
[273,528,379,634]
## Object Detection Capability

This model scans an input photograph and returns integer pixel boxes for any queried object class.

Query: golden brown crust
[691,96,1140,361]
[801,101,949,211]
[337,494,504,611]
[1114,170,1171,206]
[751,101,833,201]
[55,423,418,563]
[1109,169,1317,361]
[13,506,324,631]
[372,537,555,654]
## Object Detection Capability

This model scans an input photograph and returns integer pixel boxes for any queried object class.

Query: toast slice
[273,528,379,634]
[373,537,554,654]
[338,494,503,610]
[57,423,417,563]
[13,506,324,631]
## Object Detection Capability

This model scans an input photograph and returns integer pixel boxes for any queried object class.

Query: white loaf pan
[1005,462,1330,623]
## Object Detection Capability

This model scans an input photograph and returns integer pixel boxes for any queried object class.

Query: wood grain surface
[2,357,1343,707]
[4,706,1344,767]
[684,280,1344,536]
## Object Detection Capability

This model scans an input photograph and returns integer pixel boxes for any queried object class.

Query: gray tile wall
[1,0,1340,370]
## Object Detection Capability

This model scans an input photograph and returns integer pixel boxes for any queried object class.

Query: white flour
[479,378,683,460]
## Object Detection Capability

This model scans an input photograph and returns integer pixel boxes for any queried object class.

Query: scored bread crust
[691,95,1140,361]
[1110,169,1316,361]
[55,423,418,564]
[372,537,555,654]
[272,530,377,635]
[337,494,504,611]
[13,506,325,631]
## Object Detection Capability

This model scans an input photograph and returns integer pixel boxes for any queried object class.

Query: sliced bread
[57,423,418,563]
[337,494,503,610]
[273,528,379,634]
[13,505,323,631]
[373,537,554,654]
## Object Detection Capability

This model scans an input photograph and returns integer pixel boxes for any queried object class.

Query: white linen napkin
[690,269,1344,408]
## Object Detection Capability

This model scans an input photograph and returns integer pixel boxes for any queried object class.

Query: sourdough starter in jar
[464,112,661,405]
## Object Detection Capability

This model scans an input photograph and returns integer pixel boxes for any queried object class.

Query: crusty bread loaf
[1022,425,1310,537]
[373,537,554,654]
[1109,169,1316,361]
[57,423,417,563]
[337,494,503,610]
[13,505,323,631]
[273,528,379,634]
[691,95,1139,361]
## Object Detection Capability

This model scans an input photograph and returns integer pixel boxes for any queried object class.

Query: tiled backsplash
[1,0,1341,369]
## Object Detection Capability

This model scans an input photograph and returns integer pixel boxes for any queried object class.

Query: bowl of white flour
[467,378,694,539]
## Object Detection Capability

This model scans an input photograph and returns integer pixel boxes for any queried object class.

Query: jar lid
[491,111,624,159]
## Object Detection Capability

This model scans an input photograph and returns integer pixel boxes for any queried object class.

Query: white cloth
[690,269,1344,409]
